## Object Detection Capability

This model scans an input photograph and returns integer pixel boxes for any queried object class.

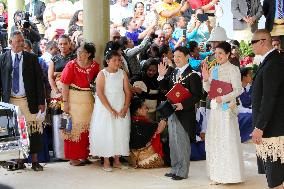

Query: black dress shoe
[164,173,176,177]
[31,163,43,171]
[171,175,186,180]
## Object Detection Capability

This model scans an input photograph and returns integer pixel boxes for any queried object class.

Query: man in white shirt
[110,0,133,31]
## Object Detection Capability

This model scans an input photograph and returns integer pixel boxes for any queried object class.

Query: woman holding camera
[187,8,212,45]
[61,42,99,166]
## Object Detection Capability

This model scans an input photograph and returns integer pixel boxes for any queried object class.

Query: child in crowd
[238,67,253,143]
[89,50,131,172]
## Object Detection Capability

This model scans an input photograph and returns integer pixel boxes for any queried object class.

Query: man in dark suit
[251,29,284,189]
[0,30,45,171]
[158,46,202,180]
[263,0,284,49]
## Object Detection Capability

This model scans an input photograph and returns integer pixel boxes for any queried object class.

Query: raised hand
[158,62,168,77]
[195,21,201,28]
[201,61,210,81]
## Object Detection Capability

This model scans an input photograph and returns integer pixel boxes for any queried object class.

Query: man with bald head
[251,29,284,189]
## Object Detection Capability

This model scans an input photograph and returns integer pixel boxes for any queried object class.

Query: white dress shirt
[177,64,189,75]
[11,51,26,97]
[157,63,189,81]
[260,48,275,63]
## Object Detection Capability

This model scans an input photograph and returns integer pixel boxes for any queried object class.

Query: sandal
[113,164,129,170]
[69,160,86,166]
[102,166,113,172]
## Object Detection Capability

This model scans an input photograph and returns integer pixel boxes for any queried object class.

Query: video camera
[15,12,31,29]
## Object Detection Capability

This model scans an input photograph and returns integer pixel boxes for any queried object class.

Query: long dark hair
[141,58,159,78]
[68,9,83,28]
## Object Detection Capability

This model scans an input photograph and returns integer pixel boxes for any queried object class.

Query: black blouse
[130,117,158,149]
[51,53,76,72]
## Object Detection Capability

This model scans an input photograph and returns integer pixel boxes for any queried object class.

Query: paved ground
[0,143,267,189]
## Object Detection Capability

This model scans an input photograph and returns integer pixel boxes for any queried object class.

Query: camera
[15,12,31,29]
[197,13,208,22]
[0,15,7,29]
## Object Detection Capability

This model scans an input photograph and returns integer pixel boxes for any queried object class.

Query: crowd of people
[0,0,283,189]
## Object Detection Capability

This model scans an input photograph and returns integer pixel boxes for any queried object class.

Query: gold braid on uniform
[255,136,284,164]
[207,58,218,70]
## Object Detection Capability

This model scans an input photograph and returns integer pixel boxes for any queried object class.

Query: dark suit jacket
[263,0,276,32]
[0,51,45,114]
[252,50,284,137]
[159,66,202,140]
[25,1,46,23]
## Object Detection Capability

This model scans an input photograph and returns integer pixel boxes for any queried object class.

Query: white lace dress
[203,62,245,183]
[89,69,130,157]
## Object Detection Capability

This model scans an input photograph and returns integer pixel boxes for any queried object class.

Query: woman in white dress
[201,42,245,184]
[89,50,131,172]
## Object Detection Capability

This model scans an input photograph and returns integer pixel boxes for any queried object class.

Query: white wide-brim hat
[208,26,230,42]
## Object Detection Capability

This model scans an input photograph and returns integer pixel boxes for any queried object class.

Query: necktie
[12,53,20,94]
[278,0,283,19]
[247,0,251,16]
[176,69,181,82]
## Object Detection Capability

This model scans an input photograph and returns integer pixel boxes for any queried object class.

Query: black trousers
[258,157,284,188]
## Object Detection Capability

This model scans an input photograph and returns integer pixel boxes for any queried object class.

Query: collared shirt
[157,62,189,81]
[261,48,275,63]
[177,63,189,75]
[11,51,26,97]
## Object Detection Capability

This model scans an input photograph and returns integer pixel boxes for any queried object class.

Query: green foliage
[239,40,254,58]
[0,0,7,6]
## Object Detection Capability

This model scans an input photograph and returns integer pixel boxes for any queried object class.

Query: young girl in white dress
[89,50,131,172]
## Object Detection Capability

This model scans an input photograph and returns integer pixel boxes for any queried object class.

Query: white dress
[203,62,245,183]
[89,69,130,157]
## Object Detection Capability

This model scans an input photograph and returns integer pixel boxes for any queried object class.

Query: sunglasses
[249,39,266,45]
